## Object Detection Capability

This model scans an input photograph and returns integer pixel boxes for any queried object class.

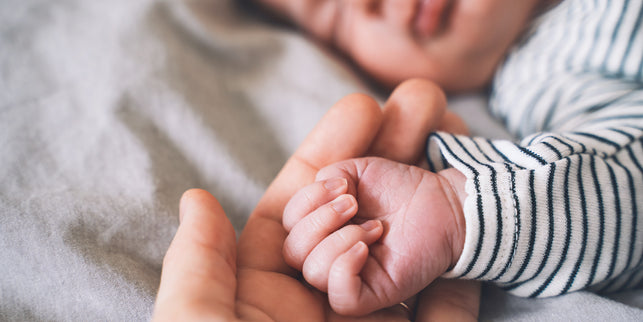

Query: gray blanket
[1,0,641,320]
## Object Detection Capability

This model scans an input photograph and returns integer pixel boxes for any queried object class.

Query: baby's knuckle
[282,238,303,267]
[303,259,328,288]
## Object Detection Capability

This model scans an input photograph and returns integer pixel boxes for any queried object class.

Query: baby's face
[257,0,542,92]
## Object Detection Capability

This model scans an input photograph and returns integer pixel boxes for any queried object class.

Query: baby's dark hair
[236,0,293,28]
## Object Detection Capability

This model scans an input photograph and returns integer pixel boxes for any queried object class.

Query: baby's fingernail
[360,220,381,232]
[324,178,347,192]
[331,195,355,214]
[348,241,367,255]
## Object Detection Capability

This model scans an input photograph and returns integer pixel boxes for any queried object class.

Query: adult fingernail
[331,195,355,214]
[360,220,381,232]
[324,177,347,192]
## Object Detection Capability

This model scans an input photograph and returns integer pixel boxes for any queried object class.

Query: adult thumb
[154,189,238,321]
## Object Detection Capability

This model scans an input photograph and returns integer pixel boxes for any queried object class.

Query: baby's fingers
[283,178,349,232]
[328,248,394,317]
[283,194,358,271]
[327,241,370,316]
[302,220,383,292]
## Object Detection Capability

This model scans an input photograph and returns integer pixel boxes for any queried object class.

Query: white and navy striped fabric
[428,0,643,297]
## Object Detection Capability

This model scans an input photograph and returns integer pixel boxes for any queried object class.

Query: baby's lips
[414,0,450,37]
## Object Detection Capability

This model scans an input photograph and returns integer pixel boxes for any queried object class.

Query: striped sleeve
[428,0,643,297]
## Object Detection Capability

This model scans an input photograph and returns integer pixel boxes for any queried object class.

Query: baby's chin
[360,62,495,94]
[340,39,497,93]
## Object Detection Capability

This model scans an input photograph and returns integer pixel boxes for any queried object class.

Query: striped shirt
[428,0,643,297]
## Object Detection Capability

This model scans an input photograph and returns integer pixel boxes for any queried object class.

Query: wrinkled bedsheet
[1,0,641,320]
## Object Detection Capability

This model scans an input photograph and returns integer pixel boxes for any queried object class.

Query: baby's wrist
[437,168,467,269]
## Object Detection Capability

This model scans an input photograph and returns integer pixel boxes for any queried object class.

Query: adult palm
[153,79,480,321]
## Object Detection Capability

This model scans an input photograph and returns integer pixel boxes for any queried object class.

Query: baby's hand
[282,157,467,316]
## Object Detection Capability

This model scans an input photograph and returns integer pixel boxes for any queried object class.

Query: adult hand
[153,79,480,321]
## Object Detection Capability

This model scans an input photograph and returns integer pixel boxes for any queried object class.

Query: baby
[250,0,550,92]
[254,0,643,317]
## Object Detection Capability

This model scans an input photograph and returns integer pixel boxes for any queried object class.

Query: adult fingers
[437,110,470,135]
[367,78,447,165]
[415,279,481,322]
[153,189,238,321]
[238,93,383,274]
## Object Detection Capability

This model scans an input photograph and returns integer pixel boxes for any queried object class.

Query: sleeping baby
[252,0,643,316]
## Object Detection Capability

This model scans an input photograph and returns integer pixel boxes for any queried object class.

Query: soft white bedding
[1,0,641,320]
